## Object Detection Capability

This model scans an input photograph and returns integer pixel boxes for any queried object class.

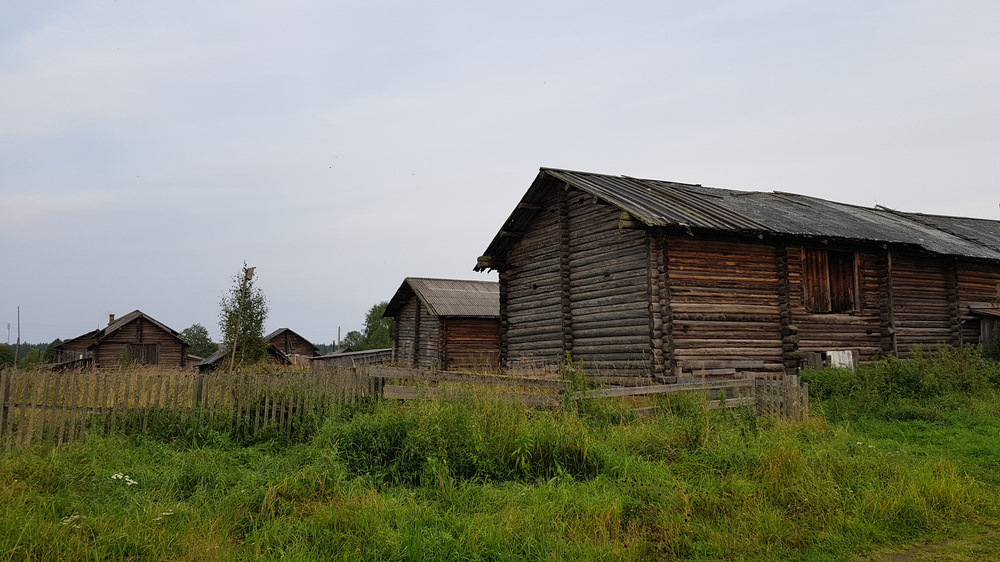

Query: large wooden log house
[383,277,501,370]
[56,310,189,369]
[475,168,1000,381]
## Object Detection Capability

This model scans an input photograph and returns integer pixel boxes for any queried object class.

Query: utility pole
[15,307,20,370]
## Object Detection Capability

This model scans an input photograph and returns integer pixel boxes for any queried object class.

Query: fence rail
[0,366,808,450]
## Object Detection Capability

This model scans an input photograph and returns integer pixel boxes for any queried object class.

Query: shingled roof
[383,277,500,319]
[475,168,1000,270]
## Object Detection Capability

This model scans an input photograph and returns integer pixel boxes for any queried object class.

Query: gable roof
[264,327,319,355]
[103,310,184,340]
[264,327,311,344]
[383,277,500,318]
[475,168,1000,270]
[54,329,101,350]
[56,310,186,350]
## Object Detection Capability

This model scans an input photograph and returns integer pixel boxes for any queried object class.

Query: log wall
[499,183,1000,378]
[565,190,650,374]
[504,189,568,366]
[957,261,1000,344]
[392,296,442,369]
[95,318,186,370]
[268,331,316,357]
[666,237,784,375]
[393,296,420,367]
[891,253,955,356]
[789,249,883,362]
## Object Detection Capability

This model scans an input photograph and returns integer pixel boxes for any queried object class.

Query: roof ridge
[889,210,1000,254]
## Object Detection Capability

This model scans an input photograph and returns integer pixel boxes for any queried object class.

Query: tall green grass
[802,345,1000,421]
[1,351,998,560]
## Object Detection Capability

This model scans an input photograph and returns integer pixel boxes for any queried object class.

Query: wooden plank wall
[957,261,1000,344]
[566,190,650,374]
[789,250,883,362]
[891,253,955,356]
[96,318,186,370]
[441,318,501,371]
[666,237,784,375]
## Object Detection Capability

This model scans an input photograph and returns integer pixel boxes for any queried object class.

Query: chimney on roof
[109,314,115,325]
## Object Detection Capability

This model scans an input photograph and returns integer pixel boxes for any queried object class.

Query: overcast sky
[2,1,999,345]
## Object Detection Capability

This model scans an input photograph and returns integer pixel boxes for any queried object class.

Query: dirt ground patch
[859,529,1000,561]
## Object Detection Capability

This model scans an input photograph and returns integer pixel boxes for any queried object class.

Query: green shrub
[802,345,1000,421]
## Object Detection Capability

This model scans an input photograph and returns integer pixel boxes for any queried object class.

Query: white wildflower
[61,514,85,527]
[111,473,138,486]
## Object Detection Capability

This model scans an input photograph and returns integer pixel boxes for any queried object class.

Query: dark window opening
[803,249,857,313]
[126,343,158,365]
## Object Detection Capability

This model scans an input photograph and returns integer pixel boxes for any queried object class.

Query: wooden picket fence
[0,367,382,450]
[0,366,807,451]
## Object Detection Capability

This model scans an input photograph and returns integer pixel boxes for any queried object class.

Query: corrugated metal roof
[548,169,771,232]
[897,212,1000,256]
[384,277,500,318]
[475,168,1000,269]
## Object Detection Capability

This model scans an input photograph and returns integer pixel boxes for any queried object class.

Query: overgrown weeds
[802,344,1000,421]
[2,351,999,560]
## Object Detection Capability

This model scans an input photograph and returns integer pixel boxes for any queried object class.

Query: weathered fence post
[0,371,10,441]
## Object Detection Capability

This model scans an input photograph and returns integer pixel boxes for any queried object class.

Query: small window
[802,249,857,313]
[126,343,158,365]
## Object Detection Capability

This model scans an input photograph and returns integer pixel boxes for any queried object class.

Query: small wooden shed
[196,345,292,373]
[383,277,501,370]
[475,168,1000,381]
[56,311,189,369]
[265,328,318,364]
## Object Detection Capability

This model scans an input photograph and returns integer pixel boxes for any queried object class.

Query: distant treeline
[0,340,61,368]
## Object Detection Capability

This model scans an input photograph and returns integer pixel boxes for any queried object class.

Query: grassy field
[1,347,999,561]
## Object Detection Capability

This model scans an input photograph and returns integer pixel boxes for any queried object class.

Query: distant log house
[475,168,1000,381]
[383,277,501,370]
[265,328,318,365]
[55,311,189,370]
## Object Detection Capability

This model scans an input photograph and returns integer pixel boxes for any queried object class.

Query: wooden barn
[55,311,189,369]
[475,168,1000,381]
[265,328,318,364]
[383,277,501,370]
